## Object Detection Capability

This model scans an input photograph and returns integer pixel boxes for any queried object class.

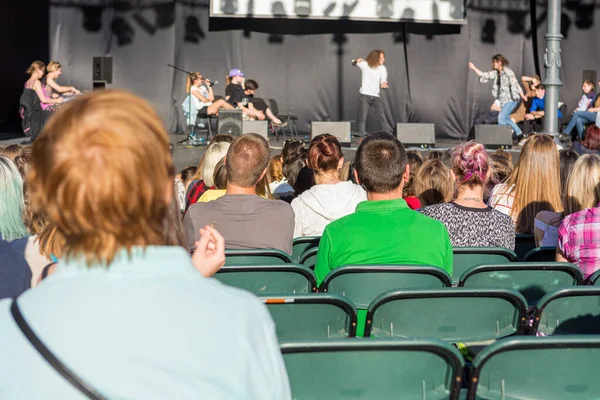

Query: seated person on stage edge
[419,141,515,250]
[523,84,562,134]
[241,79,287,126]
[182,72,232,126]
[224,69,263,120]
[561,80,599,141]
[184,133,295,255]
[0,90,290,399]
[314,132,453,285]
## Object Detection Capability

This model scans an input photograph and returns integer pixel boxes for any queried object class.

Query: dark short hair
[492,54,509,67]
[536,84,546,91]
[245,79,259,91]
[226,133,270,187]
[355,132,407,193]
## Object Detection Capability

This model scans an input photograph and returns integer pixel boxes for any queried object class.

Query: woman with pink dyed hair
[418,141,515,249]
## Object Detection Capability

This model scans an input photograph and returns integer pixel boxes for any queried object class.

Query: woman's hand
[191,225,225,277]
[468,62,476,71]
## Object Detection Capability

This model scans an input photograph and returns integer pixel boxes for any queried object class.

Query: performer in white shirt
[353,49,392,136]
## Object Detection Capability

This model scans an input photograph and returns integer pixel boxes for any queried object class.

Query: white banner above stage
[210,0,466,24]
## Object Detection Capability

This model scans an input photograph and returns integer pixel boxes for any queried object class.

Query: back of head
[201,142,230,187]
[26,60,45,76]
[355,132,407,194]
[366,49,383,68]
[559,149,580,191]
[268,155,283,183]
[212,158,228,190]
[209,134,234,145]
[403,151,423,197]
[451,141,490,188]
[2,144,24,160]
[564,154,600,216]
[281,139,304,163]
[307,134,343,175]
[244,79,258,91]
[583,125,600,150]
[0,156,28,241]
[503,135,562,233]
[489,152,513,185]
[46,61,61,73]
[28,89,174,265]
[226,133,270,188]
[414,159,454,207]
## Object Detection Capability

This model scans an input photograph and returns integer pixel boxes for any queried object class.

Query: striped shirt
[557,207,600,279]
[489,183,516,222]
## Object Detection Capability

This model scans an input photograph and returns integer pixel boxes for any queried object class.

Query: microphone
[351,59,357,66]
[204,79,219,87]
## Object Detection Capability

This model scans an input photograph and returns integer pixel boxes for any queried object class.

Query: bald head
[226,133,270,187]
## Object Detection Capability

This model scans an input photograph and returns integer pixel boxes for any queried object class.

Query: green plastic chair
[282,339,464,400]
[532,287,600,335]
[215,264,316,295]
[452,247,517,284]
[458,262,583,306]
[468,336,600,400]
[299,247,318,270]
[514,234,536,261]
[587,269,600,286]
[262,294,357,341]
[291,236,320,263]
[224,249,292,265]
[365,288,527,343]
[523,246,557,262]
[320,265,452,336]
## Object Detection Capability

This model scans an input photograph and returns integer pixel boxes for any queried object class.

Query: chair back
[299,247,318,270]
[533,287,600,335]
[523,246,557,262]
[588,269,600,286]
[452,247,517,284]
[225,249,292,265]
[268,98,280,115]
[282,339,464,400]
[215,264,316,295]
[514,234,536,261]
[291,236,320,263]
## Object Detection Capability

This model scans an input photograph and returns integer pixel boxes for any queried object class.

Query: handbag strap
[10,299,107,400]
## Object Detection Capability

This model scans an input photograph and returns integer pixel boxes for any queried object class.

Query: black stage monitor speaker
[396,123,435,149]
[218,109,243,136]
[243,120,268,140]
[474,125,512,149]
[92,57,113,83]
[311,121,351,145]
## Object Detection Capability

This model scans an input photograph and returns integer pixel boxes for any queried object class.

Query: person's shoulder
[491,207,516,224]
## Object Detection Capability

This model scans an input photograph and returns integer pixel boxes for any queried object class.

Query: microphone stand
[168,64,204,146]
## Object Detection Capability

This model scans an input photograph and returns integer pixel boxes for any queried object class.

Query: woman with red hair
[291,134,366,237]
[571,125,600,156]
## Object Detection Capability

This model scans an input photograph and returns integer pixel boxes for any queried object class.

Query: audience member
[536,154,600,247]
[414,158,454,207]
[0,90,290,398]
[489,151,513,184]
[0,234,31,300]
[164,187,187,248]
[209,134,234,145]
[267,155,287,193]
[339,161,352,181]
[1,144,24,160]
[489,135,562,234]
[571,125,600,156]
[185,141,230,210]
[558,149,580,191]
[420,142,515,249]
[0,156,29,241]
[560,80,599,141]
[314,133,452,285]
[198,158,228,202]
[292,134,366,237]
[403,151,423,210]
[175,165,197,212]
[184,133,295,254]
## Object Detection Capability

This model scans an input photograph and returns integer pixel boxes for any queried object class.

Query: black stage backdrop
[46,1,600,139]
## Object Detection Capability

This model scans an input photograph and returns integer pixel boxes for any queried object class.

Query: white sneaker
[518,136,528,146]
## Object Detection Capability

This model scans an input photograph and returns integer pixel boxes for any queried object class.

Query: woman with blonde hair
[44,61,80,99]
[0,90,291,398]
[414,158,454,207]
[22,61,62,141]
[182,72,232,126]
[420,142,515,249]
[535,154,600,247]
[489,134,562,234]
[184,141,231,210]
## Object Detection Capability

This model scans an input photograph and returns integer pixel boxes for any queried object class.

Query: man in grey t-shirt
[184,133,294,254]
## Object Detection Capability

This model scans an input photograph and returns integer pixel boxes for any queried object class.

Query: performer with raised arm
[469,54,526,144]
[353,49,392,136]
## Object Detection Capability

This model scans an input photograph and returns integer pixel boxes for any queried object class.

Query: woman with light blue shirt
[0,90,291,399]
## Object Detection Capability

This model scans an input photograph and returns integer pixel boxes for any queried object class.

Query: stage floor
[0,131,523,172]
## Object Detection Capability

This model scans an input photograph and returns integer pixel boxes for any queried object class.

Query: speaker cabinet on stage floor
[92,57,112,83]
[243,120,268,140]
[396,123,435,148]
[217,110,243,136]
[474,125,512,149]
[311,121,351,146]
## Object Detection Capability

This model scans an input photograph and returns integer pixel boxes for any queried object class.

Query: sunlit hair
[492,135,562,234]
[492,54,509,67]
[0,156,29,241]
[562,154,600,217]
[268,154,284,183]
[403,151,423,198]
[2,144,24,160]
[366,49,384,68]
[28,89,175,266]
[226,133,270,188]
[583,125,600,150]
[186,72,202,94]
[46,61,62,73]
[212,158,228,190]
[307,134,343,175]
[559,150,579,193]
[256,173,273,199]
[26,60,45,76]
[35,222,65,260]
[451,141,490,189]
[14,147,48,235]
[488,152,513,186]
[414,159,454,207]
[200,142,230,188]
[339,161,352,181]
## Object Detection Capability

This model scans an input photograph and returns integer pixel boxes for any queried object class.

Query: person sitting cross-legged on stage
[314,132,452,285]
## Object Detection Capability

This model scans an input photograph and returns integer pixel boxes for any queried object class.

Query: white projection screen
[210,0,466,24]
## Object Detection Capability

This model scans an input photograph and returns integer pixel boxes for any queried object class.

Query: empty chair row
[282,336,600,400]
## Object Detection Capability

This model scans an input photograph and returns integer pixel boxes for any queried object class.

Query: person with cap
[225,68,264,120]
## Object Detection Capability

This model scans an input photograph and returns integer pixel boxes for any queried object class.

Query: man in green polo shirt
[314,132,452,285]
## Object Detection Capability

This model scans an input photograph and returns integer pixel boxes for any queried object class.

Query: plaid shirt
[557,207,600,279]
[185,180,211,212]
